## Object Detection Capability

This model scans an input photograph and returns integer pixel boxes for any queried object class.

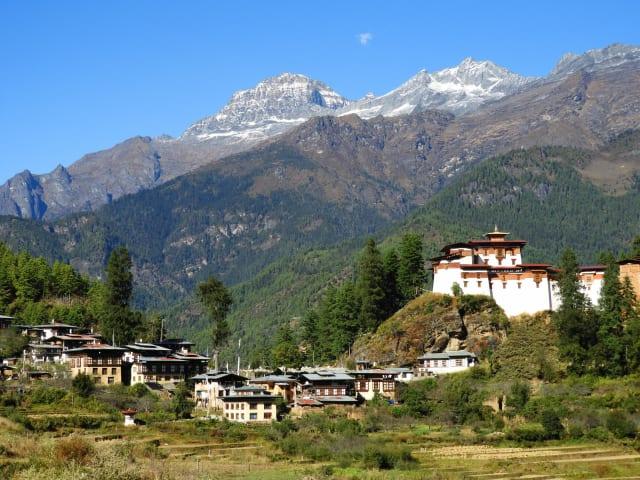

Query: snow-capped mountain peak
[337,58,535,119]
[182,73,350,142]
[551,43,640,77]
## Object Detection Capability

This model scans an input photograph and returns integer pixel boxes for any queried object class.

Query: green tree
[197,276,233,368]
[0,328,29,358]
[382,249,401,318]
[171,382,194,419]
[105,246,133,308]
[553,249,597,375]
[509,382,530,412]
[397,233,425,302]
[541,409,564,439]
[271,324,304,368]
[630,235,640,258]
[594,259,627,376]
[72,373,96,398]
[355,239,386,331]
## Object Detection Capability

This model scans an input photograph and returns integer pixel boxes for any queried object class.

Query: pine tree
[331,282,361,357]
[622,277,640,370]
[382,249,401,317]
[106,246,133,308]
[553,249,598,375]
[102,246,141,345]
[397,233,426,302]
[272,324,304,368]
[594,259,627,376]
[197,276,233,367]
[630,235,640,258]
[355,238,386,331]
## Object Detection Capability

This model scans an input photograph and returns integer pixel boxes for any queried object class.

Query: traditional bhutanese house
[248,374,299,404]
[0,365,16,380]
[170,350,209,378]
[349,369,397,401]
[619,257,640,300]
[387,367,414,383]
[0,315,14,329]
[157,338,195,355]
[431,228,606,316]
[27,342,63,363]
[45,333,102,352]
[192,371,248,409]
[297,371,359,406]
[30,321,81,341]
[221,386,278,423]
[415,350,477,377]
[64,344,126,385]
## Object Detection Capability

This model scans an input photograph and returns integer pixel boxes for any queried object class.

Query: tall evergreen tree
[622,277,640,370]
[197,276,233,368]
[105,246,133,308]
[102,246,141,345]
[630,235,640,258]
[355,238,386,331]
[594,259,627,376]
[553,249,598,375]
[272,324,304,368]
[397,233,426,302]
[382,249,401,317]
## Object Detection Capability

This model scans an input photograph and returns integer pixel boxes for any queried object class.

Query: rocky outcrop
[351,293,508,365]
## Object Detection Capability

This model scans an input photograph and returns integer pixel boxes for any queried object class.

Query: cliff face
[352,293,508,366]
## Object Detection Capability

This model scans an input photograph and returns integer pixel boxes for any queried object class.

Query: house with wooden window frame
[349,369,398,401]
[248,374,299,405]
[64,344,126,385]
[297,371,359,407]
[415,350,477,377]
[192,371,248,410]
[221,386,278,423]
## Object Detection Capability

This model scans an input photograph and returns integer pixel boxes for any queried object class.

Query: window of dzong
[455,359,463,366]
[502,282,507,289]
[102,368,107,375]
[517,282,522,289]
[477,281,482,287]
[463,281,468,287]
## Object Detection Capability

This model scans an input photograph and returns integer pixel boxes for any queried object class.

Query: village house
[0,315,14,329]
[415,350,477,377]
[248,374,299,404]
[620,257,640,299]
[64,343,126,385]
[17,321,82,342]
[297,371,359,407]
[221,386,278,423]
[387,367,414,383]
[192,371,247,409]
[431,228,605,316]
[350,369,398,401]
[123,342,209,386]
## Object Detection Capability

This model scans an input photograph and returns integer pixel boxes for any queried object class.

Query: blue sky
[1,0,639,183]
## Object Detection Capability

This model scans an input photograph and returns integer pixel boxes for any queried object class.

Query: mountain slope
[3,44,636,221]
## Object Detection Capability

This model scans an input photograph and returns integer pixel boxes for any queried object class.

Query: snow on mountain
[338,58,535,119]
[550,43,640,77]
[181,73,350,143]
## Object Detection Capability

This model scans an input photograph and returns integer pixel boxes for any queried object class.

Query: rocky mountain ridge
[2,43,638,221]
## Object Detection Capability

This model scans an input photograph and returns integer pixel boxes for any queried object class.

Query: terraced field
[418,444,640,479]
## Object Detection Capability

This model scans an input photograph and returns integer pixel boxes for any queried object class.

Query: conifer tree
[553,249,598,375]
[594,259,627,376]
[382,249,401,317]
[105,246,133,308]
[397,233,426,302]
[197,276,233,368]
[272,324,304,368]
[355,238,386,331]
[623,277,640,370]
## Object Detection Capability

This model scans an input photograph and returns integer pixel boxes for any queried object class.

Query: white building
[431,228,604,317]
[221,386,278,423]
[415,351,477,377]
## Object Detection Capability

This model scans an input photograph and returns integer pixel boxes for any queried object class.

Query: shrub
[509,382,530,412]
[128,383,149,398]
[507,423,547,442]
[29,386,67,405]
[170,382,193,419]
[54,436,94,465]
[541,409,564,439]
[72,373,95,398]
[363,445,415,470]
[606,410,637,439]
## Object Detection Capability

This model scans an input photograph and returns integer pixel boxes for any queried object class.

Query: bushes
[29,386,67,405]
[363,445,416,470]
[540,409,564,439]
[54,436,94,465]
[507,423,547,442]
[606,410,637,439]
[72,374,95,398]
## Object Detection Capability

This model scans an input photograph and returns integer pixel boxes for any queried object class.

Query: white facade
[415,351,477,377]
[431,230,605,317]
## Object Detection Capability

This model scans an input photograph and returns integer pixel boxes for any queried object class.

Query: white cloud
[357,32,373,46]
